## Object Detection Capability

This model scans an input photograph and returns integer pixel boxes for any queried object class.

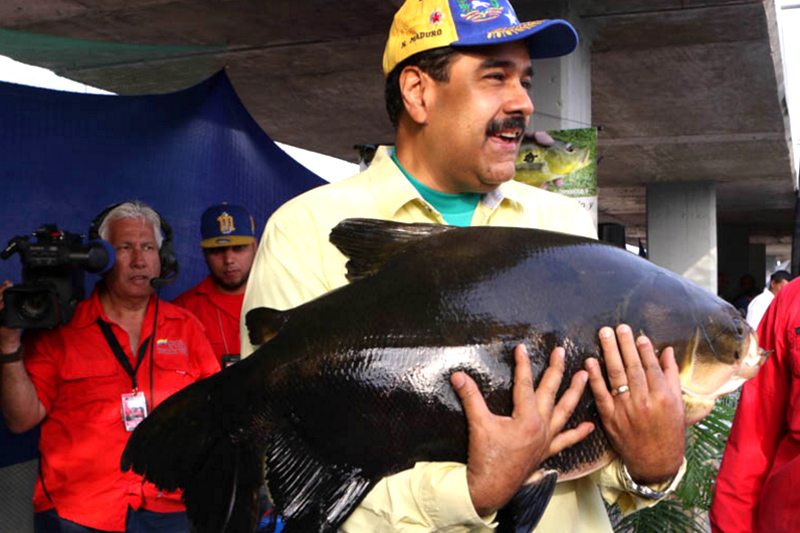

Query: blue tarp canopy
[1,69,326,298]
[0,70,327,465]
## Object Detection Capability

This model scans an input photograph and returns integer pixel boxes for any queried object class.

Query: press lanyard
[97,318,151,390]
[215,308,229,355]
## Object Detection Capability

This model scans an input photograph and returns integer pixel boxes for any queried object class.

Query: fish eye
[733,351,739,360]
[733,319,744,336]
[565,143,574,152]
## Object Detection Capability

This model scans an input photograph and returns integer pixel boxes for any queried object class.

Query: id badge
[121,391,148,432]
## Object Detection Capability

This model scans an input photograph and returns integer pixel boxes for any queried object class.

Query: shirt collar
[195,275,218,296]
[369,146,425,219]
[491,181,526,210]
[71,284,173,329]
[369,145,525,218]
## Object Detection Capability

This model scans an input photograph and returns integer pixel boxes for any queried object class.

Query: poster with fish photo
[514,128,598,226]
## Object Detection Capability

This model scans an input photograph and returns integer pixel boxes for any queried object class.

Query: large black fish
[121,218,762,533]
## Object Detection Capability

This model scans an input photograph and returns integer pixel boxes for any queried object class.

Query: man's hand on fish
[586,324,686,485]
[451,344,594,517]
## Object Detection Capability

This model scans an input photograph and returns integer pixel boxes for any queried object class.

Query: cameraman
[0,201,220,533]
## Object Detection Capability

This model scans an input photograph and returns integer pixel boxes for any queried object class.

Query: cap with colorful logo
[200,203,256,248]
[383,0,578,77]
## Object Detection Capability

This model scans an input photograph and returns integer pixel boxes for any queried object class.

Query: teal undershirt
[390,151,481,227]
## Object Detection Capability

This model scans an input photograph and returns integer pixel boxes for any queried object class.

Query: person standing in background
[173,203,257,368]
[0,201,219,532]
[745,270,791,330]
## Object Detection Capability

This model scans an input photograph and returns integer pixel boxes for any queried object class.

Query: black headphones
[88,202,179,288]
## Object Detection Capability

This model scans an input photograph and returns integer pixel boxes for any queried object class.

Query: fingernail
[636,336,649,347]
[451,372,465,389]
[618,324,631,334]
[519,344,528,356]
[599,327,612,339]
[581,371,588,384]
[585,358,596,370]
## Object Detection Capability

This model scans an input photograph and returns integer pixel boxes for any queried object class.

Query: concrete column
[529,15,593,131]
[647,182,717,293]
[529,11,596,225]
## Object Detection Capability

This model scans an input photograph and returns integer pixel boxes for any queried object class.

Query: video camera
[0,224,114,329]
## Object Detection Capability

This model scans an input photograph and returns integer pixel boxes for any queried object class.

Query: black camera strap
[96,318,151,391]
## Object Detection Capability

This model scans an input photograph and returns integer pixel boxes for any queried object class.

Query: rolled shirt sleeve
[594,457,686,515]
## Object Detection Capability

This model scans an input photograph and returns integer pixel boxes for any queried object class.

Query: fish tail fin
[269,422,375,533]
[183,442,264,533]
[495,469,558,533]
[121,360,270,533]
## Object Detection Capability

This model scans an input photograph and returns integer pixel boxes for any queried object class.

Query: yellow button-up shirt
[241,147,683,532]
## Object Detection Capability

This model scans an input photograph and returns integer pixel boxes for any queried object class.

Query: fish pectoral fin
[268,424,375,533]
[495,469,558,533]
[246,307,288,345]
[330,218,456,282]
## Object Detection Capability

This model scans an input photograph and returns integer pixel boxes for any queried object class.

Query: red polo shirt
[24,288,220,531]
[172,275,244,365]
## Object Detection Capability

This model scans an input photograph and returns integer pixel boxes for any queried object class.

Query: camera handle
[1,237,29,260]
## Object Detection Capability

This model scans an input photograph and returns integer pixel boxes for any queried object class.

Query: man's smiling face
[422,40,534,194]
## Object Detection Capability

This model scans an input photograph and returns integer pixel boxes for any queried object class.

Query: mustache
[485,116,527,137]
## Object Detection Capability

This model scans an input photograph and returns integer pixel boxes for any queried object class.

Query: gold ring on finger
[612,384,630,397]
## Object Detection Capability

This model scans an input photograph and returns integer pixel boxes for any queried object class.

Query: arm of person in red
[710,282,793,532]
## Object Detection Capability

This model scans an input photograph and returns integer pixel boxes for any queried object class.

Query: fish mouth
[680,330,765,425]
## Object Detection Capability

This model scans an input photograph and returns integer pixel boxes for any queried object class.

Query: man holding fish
[240,0,687,531]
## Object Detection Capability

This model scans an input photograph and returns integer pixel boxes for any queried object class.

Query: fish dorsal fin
[245,307,288,346]
[268,423,376,533]
[329,218,456,282]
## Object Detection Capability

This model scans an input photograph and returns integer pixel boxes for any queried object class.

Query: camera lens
[21,293,51,320]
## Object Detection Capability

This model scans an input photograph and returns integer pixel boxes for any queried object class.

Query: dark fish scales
[122,218,762,533]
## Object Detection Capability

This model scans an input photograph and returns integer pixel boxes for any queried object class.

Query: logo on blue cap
[457,0,505,23]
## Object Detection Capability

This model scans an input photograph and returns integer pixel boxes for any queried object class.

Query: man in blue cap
[242,0,686,530]
[174,203,257,368]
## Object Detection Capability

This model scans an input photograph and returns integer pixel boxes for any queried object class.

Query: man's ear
[399,66,433,125]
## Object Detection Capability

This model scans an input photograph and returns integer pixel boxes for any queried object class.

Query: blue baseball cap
[383,0,579,76]
[200,203,256,248]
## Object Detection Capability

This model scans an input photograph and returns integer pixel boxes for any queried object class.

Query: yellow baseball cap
[383,0,578,77]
